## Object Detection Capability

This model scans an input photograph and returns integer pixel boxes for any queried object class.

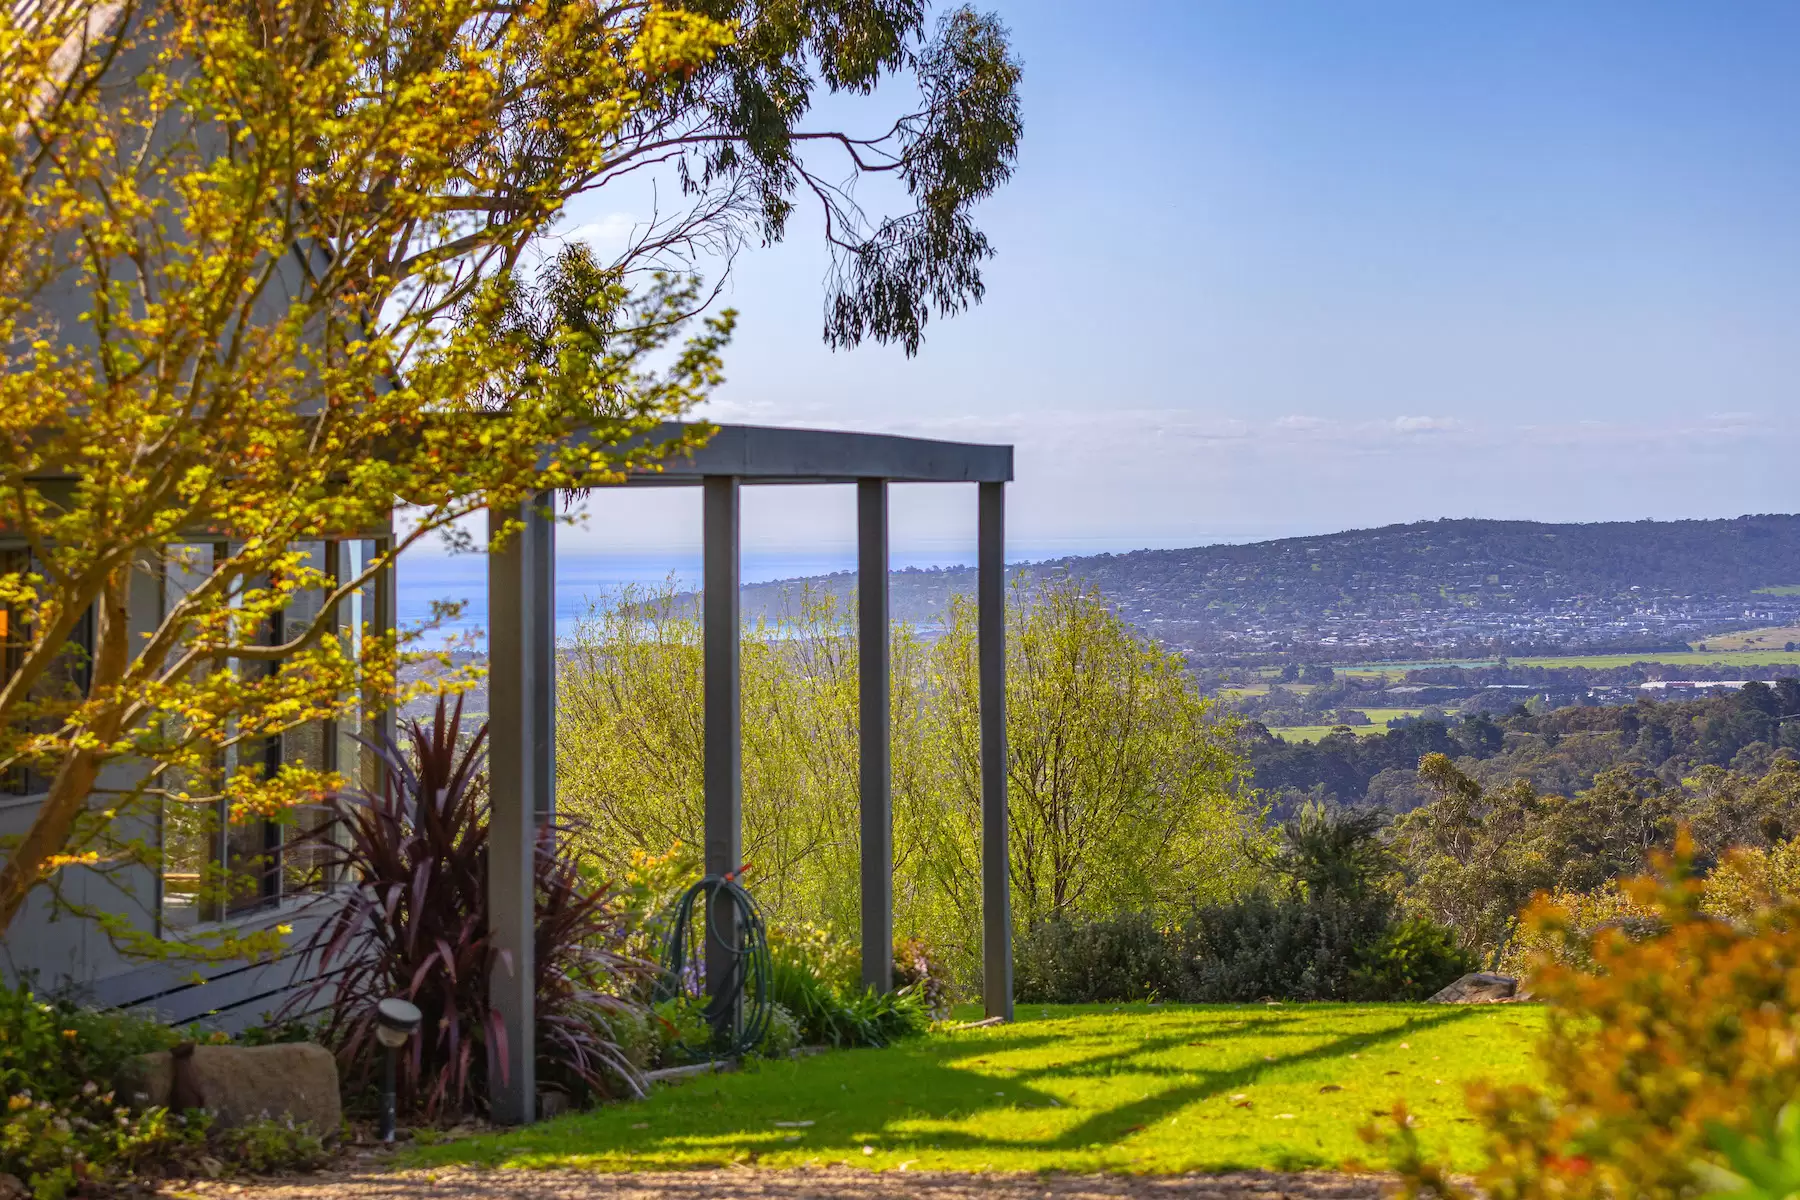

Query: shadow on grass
[413,1004,1487,1171]
[913,1007,1479,1156]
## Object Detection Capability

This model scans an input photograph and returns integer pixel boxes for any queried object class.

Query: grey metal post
[487,502,538,1124]
[978,481,1013,1021]
[530,491,556,826]
[702,476,743,1041]
[368,524,398,781]
[857,479,893,994]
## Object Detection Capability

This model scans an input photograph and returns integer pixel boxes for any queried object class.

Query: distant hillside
[723,516,1800,664]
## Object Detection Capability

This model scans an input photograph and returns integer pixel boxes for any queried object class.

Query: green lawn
[407,1003,1545,1176]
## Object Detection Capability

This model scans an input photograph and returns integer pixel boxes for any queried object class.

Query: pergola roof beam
[569,422,1012,486]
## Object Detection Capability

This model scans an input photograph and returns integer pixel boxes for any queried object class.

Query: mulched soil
[162,1166,1391,1199]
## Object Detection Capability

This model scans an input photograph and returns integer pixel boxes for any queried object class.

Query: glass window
[160,539,378,927]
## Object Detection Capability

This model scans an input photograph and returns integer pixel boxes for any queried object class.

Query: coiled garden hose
[654,871,773,1060]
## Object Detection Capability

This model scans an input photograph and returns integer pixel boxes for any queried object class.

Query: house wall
[0,537,390,1030]
[0,556,346,1030]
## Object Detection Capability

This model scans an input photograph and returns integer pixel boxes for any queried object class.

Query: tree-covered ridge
[1061,514,1800,603]
[729,515,1800,662]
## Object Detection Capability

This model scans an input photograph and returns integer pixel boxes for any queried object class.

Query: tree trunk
[0,566,133,936]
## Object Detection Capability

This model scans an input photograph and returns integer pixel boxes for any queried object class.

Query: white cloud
[561,212,641,247]
[1392,415,1458,433]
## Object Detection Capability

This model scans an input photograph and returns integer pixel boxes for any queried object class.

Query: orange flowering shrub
[1382,829,1800,1199]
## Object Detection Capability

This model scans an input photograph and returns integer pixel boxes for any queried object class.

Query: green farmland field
[408,1003,1545,1176]
[1507,649,1800,669]
[1336,649,1800,675]
[1272,725,1379,743]
[1360,707,1429,724]
[1269,710,1429,743]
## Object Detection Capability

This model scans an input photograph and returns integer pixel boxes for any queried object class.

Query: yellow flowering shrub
[613,841,704,960]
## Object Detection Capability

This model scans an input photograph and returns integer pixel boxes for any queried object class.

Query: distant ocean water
[398,544,1107,644]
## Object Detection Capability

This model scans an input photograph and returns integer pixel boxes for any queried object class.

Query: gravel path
[165,1166,1391,1199]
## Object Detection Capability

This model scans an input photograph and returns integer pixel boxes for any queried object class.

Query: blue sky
[543,0,1799,563]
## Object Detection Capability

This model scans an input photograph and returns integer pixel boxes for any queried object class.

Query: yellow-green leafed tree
[558,586,935,937]
[0,0,1022,947]
[927,577,1261,941]
[557,579,1260,989]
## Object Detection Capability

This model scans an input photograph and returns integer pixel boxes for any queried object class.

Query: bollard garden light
[374,997,422,1143]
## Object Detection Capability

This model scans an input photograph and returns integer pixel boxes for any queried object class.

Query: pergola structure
[482,423,1016,1124]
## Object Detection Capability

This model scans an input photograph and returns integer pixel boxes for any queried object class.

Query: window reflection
[159,539,380,928]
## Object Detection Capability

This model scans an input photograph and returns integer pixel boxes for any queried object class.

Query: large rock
[123,1042,341,1136]
[1426,971,1519,1004]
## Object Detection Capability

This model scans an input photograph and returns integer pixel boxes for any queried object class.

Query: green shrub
[1014,806,1465,1005]
[215,1115,329,1174]
[0,986,178,1107]
[0,983,203,1199]
[233,1016,319,1047]
[3,1095,209,1199]
[1188,800,1407,1001]
[768,923,859,994]
[755,1004,800,1059]
[1014,899,1464,1003]
[1348,916,1476,1001]
[648,995,711,1066]
[1014,912,1181,1004]
[837,986,929,1046]
[599,1005,655,1072]
[767,953,842,1045]
[1182,892,1394,1001]
[765,923,928,1048]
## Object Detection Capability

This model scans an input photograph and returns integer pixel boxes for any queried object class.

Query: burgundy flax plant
[282,696,649,1120]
